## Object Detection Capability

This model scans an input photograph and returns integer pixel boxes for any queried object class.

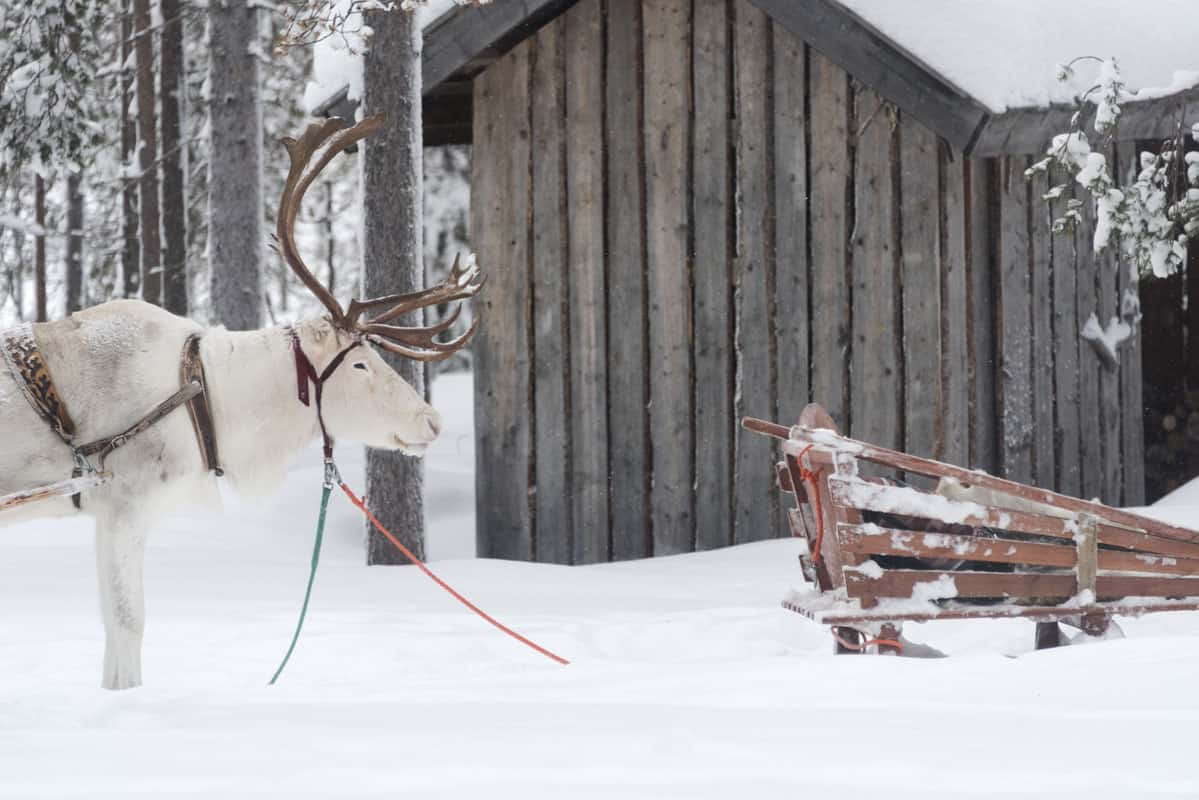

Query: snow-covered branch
[1027,57,1199,279]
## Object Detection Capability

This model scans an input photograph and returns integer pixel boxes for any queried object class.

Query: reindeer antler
[276,116,484,362]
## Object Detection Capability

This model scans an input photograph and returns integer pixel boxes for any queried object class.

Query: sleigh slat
[783,596,1199,626]
[828,477,1199,560]
[838,524,1078,568]
[844,568,1078,606]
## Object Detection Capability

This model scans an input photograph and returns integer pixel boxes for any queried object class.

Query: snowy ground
[3,372,1199,798]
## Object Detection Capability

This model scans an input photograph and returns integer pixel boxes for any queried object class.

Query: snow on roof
[302,0,461,116]
[837,0,1199,113]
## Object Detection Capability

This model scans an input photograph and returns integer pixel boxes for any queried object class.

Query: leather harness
[1,324,223,508]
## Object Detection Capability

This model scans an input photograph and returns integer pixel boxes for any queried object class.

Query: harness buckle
[323,458,340,489]
[71,448,97,476]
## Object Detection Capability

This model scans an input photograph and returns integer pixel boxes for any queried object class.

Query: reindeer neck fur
[200,318,344,498]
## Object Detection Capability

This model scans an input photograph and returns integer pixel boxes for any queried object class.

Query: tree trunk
[34,174,46,322]
[66,172,84,314]
[362,6,425,564]
[208,0,262,330]
[325,181,336,297]
[160,0,187,315]
[120,0,140,299]
[133,0,162,305]
[10,186,25,319]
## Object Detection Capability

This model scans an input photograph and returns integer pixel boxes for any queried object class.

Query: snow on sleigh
[743,405,1199,654]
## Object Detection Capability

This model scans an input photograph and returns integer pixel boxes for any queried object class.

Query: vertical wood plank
[966,158,998,473]
[808,50,851,427]
[565,0,609,564]
[1029,167,1056,489]
[941,147,969,466]
[1116,142,1145,505]
[849,89,900,453]
[1076,195,1102,500]
[733,0,775,543]
[606,0,650,559]
[1051,164,1081,498]
[530,20,571,564]
[773,23,809,426]
[472,45,533,560]
[692,0,732,551]
[998,156,1033,484]
[899,114,941,459]
[1097,148,1122,504]
[644,0,694,555]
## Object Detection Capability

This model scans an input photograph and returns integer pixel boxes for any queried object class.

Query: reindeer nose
[423,410,443,440]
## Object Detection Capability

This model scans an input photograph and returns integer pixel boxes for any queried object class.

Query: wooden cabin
[319,0,1199,563]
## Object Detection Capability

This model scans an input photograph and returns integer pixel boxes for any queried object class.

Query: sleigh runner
[743,405,1199,653]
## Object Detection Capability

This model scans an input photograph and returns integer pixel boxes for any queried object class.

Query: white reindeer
[0,117,482,689]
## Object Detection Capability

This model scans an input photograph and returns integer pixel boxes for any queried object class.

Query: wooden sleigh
[743,405,1199,654]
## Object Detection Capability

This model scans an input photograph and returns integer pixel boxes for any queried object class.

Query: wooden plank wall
[470,0,1146,563]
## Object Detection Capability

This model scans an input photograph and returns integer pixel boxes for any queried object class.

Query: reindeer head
[276,116,483,456]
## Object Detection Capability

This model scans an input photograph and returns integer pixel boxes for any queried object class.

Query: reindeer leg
[95,510,147,690]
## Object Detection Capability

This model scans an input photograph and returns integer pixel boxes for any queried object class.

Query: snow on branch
[273,0,489,55]
[1027,57,1199,280]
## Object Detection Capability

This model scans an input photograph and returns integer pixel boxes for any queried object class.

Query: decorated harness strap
[1,323,220,509]
[1,323,77,444]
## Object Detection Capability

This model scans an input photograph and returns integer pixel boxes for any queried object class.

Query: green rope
[269,480,333,685]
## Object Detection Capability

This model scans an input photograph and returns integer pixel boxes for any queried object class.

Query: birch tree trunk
[362,6,425,564]
[133,0,162,306]
[160,0,187,315]
[66,172,84,313]
[120,0,140,299]
[34,174,46,322]
[208,0,262,330]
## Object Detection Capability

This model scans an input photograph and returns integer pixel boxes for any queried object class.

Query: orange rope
[794,444,825,566]
[339,481,570,666]
[831,628,904,654]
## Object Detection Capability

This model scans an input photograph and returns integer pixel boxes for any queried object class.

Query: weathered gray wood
[1115,143,1145,506]
[745,0,988,153]
[1076,195,1102,501]
[733,0,776,544]
[644,0,694,555]
[1097,149,1122,505]
[972,86,1199,158]
[808,50,851,426]
[423,0,584,89]
[530,19,571,564]
[772,22,809,427]
[1050,164,1081,498]
[967,158,997,473]
[849,88,900,452]
[472,43,533,560]
[564,0,609,564]
[1029,167,1055,489]
[605,0,651,560]
[997,157,1033,483]
[940,147,969,465]
[693,0,732,551]
[899,114,942,459]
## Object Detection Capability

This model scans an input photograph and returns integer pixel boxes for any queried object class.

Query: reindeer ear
[311,318,333,342]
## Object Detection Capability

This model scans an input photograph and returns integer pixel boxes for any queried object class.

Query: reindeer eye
[353,362,368,371]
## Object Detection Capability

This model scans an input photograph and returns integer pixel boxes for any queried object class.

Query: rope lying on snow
[270,461,569,685]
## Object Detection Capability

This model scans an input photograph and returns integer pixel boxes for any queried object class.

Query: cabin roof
[313,0,1199,155]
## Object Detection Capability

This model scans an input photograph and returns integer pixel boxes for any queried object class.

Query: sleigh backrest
[746,404,1199,610]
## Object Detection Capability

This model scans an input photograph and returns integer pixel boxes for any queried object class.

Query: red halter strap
[289,329,361,459]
